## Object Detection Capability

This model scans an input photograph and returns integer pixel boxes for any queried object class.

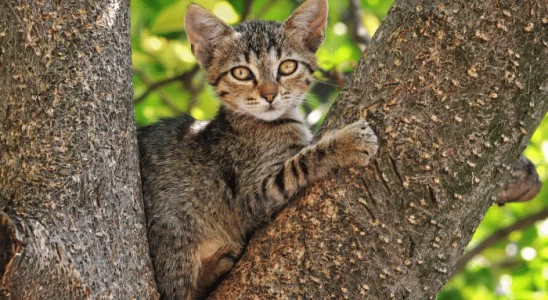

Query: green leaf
[151,0,193,34]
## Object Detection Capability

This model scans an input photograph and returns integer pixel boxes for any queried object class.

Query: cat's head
[185,0,328,121]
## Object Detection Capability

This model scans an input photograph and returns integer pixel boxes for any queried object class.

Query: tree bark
[0,1,158,299]
[494,155,542,205]
[211,0,548,299]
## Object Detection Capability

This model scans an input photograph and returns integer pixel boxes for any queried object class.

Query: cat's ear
[185,4,233,67]
[283,0,328,53]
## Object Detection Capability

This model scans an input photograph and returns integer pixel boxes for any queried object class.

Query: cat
[137,0,378,299]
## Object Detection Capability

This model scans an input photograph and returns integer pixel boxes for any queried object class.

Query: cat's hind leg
[196,242,242,299]
[148,217,201,300]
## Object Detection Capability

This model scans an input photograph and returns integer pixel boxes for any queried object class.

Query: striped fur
[139,0,378,299]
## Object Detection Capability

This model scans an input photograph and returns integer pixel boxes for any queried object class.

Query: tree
[1,0,546,300]
[0,1,157,298]
[210,0,548,298]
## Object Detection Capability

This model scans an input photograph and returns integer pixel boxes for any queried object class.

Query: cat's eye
[231,67,254,81]
[278,60,298,76]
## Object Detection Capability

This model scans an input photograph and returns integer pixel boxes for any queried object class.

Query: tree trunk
[0,1,158,298]
[211,0,548,298]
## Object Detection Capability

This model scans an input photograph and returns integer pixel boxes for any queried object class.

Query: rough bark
[211,0,548,299]
[494,155,542,205]
[0,1,158,299]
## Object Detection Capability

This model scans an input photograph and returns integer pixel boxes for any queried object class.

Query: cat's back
[137,115,195,153]
[137,115,201,191]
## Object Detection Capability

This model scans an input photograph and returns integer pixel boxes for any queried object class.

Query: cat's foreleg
[248,120,378,220]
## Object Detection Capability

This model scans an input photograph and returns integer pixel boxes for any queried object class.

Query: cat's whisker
[301,97,321,106]
[311,78,343,88]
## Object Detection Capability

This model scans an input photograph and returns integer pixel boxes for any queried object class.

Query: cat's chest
[255,122,312,149]
[232,122,312,169]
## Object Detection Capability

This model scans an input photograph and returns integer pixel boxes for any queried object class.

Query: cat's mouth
[245,103,287,121]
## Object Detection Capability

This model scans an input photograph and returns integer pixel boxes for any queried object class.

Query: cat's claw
[336,120,379,166]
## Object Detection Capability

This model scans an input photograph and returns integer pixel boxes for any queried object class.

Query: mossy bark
[0,1,157,298]
[211,0,548,298]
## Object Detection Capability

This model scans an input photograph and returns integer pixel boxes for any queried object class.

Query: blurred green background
[131,0,548,298]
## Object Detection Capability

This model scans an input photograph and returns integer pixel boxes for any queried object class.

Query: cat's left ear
[185,4,234,67]
[282,0,328,53]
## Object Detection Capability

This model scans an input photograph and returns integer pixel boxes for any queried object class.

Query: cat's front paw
[334,120,378,167]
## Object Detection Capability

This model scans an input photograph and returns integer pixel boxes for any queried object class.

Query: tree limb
[241,0,254,21]
[448,154,544,278]
[348,0,372,50]
[133,69,183,113]
[210,0,548,298]
[134,65,199,104]
[451,208,548,277]
[495,155,542,205]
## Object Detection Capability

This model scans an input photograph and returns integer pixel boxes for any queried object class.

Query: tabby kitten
[138,0,378,299]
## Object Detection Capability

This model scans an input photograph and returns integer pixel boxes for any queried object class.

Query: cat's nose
[259,83,279,103]
[261,91,278,103]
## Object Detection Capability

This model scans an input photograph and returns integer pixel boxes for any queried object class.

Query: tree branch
[449,155,543,277]
[241,0,254,21]
[134,69,183,113]
[210,0,548,298]
[134,65,199,104]
[316,68,348,87]
[348,0,371,50]
[451,208,548,277]
[495,155,542,205]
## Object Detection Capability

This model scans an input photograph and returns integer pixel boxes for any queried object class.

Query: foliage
[130,0,548,298]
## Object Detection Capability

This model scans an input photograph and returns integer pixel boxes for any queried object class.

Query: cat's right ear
[283,0,328,53]
[185,4,233,67]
